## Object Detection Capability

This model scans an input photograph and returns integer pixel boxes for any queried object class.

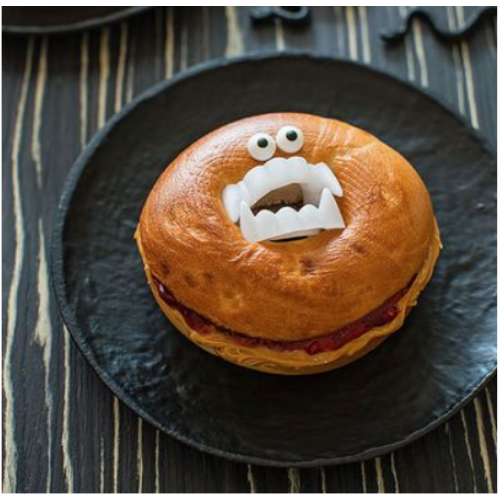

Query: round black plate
[52,54,497,467]
[2,7,151,35]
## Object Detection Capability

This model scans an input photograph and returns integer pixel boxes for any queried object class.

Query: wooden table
[2,6,497,493]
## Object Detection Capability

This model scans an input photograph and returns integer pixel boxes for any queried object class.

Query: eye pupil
[286,130,298,141]
[257,137,269,148]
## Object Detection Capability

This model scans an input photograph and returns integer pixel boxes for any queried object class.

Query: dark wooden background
[2,6,497,493]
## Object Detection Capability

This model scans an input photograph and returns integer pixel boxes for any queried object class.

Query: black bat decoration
[382,6,497,43]
[250,7,310,25]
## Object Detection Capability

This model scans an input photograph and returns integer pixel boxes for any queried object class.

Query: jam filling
[152,276,415,355]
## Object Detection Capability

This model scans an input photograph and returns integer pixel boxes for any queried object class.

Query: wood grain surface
[2,6,497,493]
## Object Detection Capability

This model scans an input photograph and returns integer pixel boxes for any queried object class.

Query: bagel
[136,113,441,375]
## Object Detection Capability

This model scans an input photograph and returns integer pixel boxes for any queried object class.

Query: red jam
[152,276,414,355]
[154,279,212,334]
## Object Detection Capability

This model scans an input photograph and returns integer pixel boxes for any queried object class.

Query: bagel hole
[251,183,317,242]
[252,183,304,215]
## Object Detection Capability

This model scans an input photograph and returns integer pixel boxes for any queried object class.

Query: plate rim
[2,6,152,35]
[50,51,497,468]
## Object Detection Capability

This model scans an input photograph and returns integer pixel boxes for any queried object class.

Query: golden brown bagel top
[138,113,435,341]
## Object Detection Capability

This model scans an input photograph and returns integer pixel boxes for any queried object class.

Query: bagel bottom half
[136,220,441,376]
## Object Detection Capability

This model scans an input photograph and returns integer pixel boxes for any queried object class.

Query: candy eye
[248,133,276,161]
[276,126,304,153]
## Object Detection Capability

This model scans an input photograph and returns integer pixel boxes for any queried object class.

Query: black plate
[52,54,497,467]
[2,7,152,35]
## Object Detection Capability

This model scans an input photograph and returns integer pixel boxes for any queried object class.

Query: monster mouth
[222,156,345,242]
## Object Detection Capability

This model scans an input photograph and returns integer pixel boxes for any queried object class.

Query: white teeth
[222,184,241,223]
[315,163,343,197]
[243,166,268,204]
[264,158,291,190]
[288,156,311,183]
[237,182,253,206]
[299,204,320,230]
[238,195,345,243]
[239,202,259,243]
[276,206,303,234]
[222,156,346,242]
[255,209,280,241]
[301,183,322,206]
[318,188,346,229]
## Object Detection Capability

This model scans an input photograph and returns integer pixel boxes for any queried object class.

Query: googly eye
[276,126,304,154]
[248,133,276,161]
